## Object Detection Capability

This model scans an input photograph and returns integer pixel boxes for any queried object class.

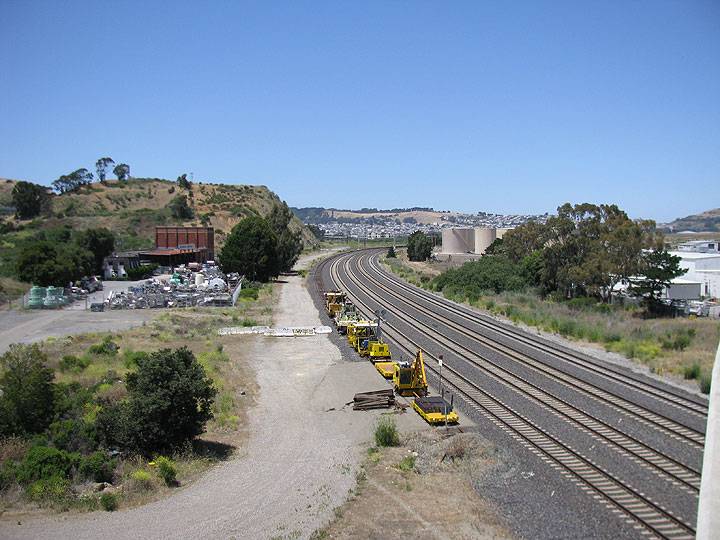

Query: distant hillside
[0,177,315,250]
[661,208,720,233]
[292,206,448,225]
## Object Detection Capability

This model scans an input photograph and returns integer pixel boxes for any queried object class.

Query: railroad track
[352,252,706,451]
[313,249,701,539]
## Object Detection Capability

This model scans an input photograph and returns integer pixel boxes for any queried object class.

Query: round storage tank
[442,228,475,253]
[473,228,496,255]
[496,228,512,239]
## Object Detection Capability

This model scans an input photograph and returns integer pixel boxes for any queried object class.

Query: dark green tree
[113,163,130,181]
[630,250,686,308]
[95,157,115,182]
[177,174,192,189]
[168,194,194,220]
[386,246,397,258]
[15,240,93,286]
[11,181,51,219]
[220,216,279,281]
[52,168,94,193]
[0,344,55,437]
[75,228,115,274]
[267,201,302,272]
[97,347,216,455]
[407,231,432,261]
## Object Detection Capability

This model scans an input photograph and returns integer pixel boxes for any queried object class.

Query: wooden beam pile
[352,389,395,410]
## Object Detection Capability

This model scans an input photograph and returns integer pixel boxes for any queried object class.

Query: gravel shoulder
[1,252,427,540]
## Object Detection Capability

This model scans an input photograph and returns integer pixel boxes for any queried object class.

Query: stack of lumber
[352,389,395,410]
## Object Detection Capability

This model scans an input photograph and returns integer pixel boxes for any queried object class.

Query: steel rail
[326,251,696,540]
[370,250,708,417]
[356,251,705,448]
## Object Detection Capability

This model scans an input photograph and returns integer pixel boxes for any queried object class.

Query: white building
[670,251,720,299]
[677,240,720,254]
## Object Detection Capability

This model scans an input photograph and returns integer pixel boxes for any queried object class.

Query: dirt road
[2,252,425,540]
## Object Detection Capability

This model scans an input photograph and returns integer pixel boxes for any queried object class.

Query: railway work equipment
[355,322,392,359]
[324,291,346,318]
[335,302,359,334]
[393,349,428,397]
[413,394,459,425]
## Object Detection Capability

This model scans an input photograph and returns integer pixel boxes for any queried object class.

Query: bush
[683,363,701,380]
[241,318,257,327]
[125,264,158,281]
[700,373,712,395]
[88,336,119,356]
[397,455,415,471]
[0,344,55,437]
[433,256,527,296]
[15,446,78,485]
[100,492,118,511]
[239,286,259,300]
[374,416,400,447]
[129,469,154,492]
[97,347,216,455]
[155,456,177,486]
[59,354,91,373]
[79,451,115,483]
[27,474,71,503]
[48,419,97,454]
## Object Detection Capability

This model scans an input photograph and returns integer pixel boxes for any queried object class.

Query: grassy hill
[0,177,315,251]
[661,208,720,233]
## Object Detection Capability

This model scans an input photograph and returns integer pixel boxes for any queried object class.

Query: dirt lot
[319,430,512,540]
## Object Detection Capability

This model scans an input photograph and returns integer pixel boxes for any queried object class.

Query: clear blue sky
[1,1,718,222]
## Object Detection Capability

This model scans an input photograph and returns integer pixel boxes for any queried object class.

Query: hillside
[661,208,720,233]
[0,178,315,250]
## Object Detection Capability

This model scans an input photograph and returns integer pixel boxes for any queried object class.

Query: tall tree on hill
[168,195,194,220]
[95,157,115,182]
[11,181,51,220]
[75,228,115,274]
[630,250,685,310]
[52,168,94,193]
[177,173,192,189]
[219,216,279,282]
[268,201,303,272]
[113,163,130,181]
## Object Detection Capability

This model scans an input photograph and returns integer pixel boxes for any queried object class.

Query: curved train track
[313,249,705,540]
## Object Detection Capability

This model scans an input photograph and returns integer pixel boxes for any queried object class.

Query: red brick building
[139,227,215,266]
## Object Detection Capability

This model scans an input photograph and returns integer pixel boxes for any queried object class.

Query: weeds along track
[359,252,707,451]
[318,250,700,539]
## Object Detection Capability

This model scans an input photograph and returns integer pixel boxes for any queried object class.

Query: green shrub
[661,331,693,351]
[48,419,97,454]
[155,456,177,486]
[125,264,158,281]
[59,354,91,373]
[88,336,119,356]
[0,461,17,491]
[241,318,257,327]
[129,469,154,491]
[683,363,701,380]
[15,446,78,485]
[239,287,259,300]
[700,373,712,394]
[122,349,149,369]
[100,492,118,511]
[397,455,415,471]
[27,474,71,503]
[374,416,400,447]
[79,451,115,483]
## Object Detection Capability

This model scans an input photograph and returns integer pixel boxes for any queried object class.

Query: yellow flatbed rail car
[375,361,397,378]
[413,395,459,425]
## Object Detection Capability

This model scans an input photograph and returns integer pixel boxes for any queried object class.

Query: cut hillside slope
[0,177,315,250]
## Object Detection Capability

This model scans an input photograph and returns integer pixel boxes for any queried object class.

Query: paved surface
[322,249,710,540]
[2,252,427,540]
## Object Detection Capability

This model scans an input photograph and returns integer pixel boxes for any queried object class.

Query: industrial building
[677,240,720,254]
[139,226,215,266]
[438,227,511,261]
[670,251,720,299]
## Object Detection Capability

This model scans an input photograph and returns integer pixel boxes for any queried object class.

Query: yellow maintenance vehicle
[413,393,459,425]
[375,361,397,378]
[347,320,372,348]
[324,291,346,318]
[355,323,392,360]
[393,349,428,397]
[335,302,360,335]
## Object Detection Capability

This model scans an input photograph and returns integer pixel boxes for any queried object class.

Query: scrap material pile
[107,264,241,310]
[351,389,396,410]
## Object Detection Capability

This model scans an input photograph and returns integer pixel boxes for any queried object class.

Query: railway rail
[313,249,704,539]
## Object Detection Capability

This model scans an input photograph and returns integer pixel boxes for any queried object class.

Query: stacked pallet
[352,389,395,410]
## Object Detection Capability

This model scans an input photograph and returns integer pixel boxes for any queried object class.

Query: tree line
[433,203,684,311]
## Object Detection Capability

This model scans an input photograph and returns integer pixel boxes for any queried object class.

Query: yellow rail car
[347,320,372,347]
[375,361,397,378]
[413,395,459,425]
[335,303,359,335]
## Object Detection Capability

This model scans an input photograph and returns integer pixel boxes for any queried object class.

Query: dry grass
[0,277,30,306]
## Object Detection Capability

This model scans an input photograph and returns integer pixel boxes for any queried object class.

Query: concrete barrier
[697,340,720,539]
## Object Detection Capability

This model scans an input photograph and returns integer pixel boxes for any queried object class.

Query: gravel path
[2,252,425,540]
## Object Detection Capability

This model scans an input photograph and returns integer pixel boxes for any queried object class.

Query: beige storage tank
[474,228,497,255]
[442,228,475,254]
[496,228,512,239]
